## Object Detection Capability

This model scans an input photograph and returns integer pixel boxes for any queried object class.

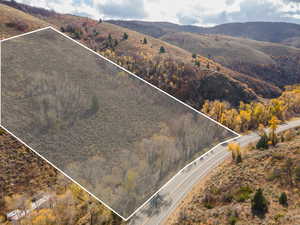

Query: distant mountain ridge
[107,20,300,47]
[108,20,300,89]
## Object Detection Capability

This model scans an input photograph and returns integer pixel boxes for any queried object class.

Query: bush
[194,60,200,67]
[295,166,300,182]
[251,188,268,216]
[236,153,242,164]
[282,129,296,142]
[5,20,28,31]
[143,38,147,44]
[256,133,269,150]
[159,46,166,53]
[234,186,252,202]
[279,192,288,206]
[228,216,238,225]
[204,202,214,209]
[123,32,128,40]
[0,214,6,223]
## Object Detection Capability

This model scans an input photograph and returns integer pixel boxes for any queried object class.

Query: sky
[14,0,300,26]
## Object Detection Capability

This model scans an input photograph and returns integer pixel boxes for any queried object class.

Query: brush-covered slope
[167,129,300,225]
[1,2,279,107]
[161,32,300,88]
[0,3,49,40]
[108,20,300,90]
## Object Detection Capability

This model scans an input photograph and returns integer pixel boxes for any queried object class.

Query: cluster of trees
[63,113,230,217]
[1,182,124,225]
[100,48,203,102]
[60,22,130,52]
[202,85,300,133]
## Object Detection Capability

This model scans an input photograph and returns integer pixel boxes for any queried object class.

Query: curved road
[128,119,300,225]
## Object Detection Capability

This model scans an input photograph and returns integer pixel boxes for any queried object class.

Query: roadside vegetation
[168,126,300,225]
[201,85,300,133]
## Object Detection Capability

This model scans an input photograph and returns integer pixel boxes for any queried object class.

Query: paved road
[128,119,300,225]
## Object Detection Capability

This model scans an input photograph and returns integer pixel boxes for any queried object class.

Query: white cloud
[14,0,300,25]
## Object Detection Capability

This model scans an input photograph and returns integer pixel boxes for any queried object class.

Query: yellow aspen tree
[269,116,280,146]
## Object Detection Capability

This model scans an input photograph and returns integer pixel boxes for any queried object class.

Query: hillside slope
[108,20,300,89]
[161,32,300,88]
[0,3,49,39]
[166,129,300,225]
[1,1,288,107]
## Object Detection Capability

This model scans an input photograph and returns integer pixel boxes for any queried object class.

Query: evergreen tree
[194,60,200,67]
[279,192,288,206]
[236,153,242,164]
[123,32,129,40]
[256,133,269,150]
[159,46,166,53]
[143,37,147,44]
[251,188,268,216]
[108,34,112,41]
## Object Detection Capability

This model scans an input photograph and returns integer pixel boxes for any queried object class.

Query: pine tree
[194,60,200,67]
[123,32,129,40]
[159,46,166,53]
[143,37,147,44]
[256,133,269,150]
[279,192,288,206]
[251,188,268,216]
[236,153,242,164]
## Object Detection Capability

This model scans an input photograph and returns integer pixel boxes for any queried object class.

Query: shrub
[194,60,200,67]
[236,153,242,164]
[0,214,6,223]
[228,216,238,225]
[5,20,28,32]
[256,133,269,150]
[295,166,300,182]
[204,202,214,209]
[234,186,252,202]
[159,46,166,53]
[251,188,268,216]
[282,129,296,142]
[274,213,284,221]
[123,32,129,40]
[267,168,281,181]
[0,128,5,135]
[143,38,147,44]
[279,192,288,206]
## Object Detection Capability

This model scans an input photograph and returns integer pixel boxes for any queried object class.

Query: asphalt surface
[128,119,300,225]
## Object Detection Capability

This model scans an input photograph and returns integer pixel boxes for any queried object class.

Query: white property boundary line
[0,27,241,221]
